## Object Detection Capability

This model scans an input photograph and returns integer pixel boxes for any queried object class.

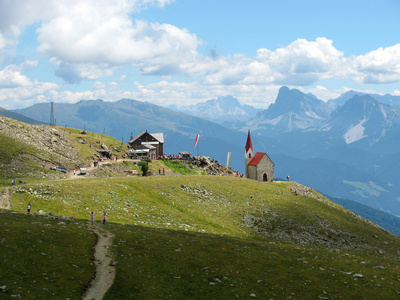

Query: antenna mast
[50,102,55,126]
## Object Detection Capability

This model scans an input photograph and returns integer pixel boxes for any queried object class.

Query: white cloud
[50,59,115,83]
[0,32,6,49]
[131,80,280,108]
[350,44,400,84]
[1,1,182,76]
[30,1,200,81]
[93,81,106,89]
[201,38,346,86]
[2,0,400,109]
[0,62,61,109]
[0,65,33,88]
[0,80,59,109]
[298,86,341,102]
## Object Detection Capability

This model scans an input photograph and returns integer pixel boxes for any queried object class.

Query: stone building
[245,130,274,182]
[128,131,164,158]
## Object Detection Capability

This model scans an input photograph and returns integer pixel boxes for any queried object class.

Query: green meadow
[2,175,400,299]
[1,118,400,299]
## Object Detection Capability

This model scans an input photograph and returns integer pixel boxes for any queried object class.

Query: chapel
[245,130,274,182]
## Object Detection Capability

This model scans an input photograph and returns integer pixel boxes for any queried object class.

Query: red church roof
[248,152,266,166]
[245,130,253,152]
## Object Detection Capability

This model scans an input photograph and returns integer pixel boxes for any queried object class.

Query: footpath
[0,188,10,209]
[2,175,117,299]
[83,224,116,300]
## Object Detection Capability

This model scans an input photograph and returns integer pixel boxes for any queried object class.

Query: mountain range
[10,87,400,219]
[170,95,260,128]
[248,86,333,133]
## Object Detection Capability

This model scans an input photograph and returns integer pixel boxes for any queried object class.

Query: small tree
[138,161,148,176]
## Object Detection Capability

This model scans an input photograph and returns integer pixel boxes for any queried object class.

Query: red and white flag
[194,134,199,148]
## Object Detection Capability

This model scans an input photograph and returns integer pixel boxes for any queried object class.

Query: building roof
[128,131,145,144]
[245,130,253,153]
[248,152,267,166]
[150,133,164,143]
[128,131,164,144]
[137,144,156,150]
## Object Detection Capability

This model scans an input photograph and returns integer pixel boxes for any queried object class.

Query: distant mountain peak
[329,90,400,108]
[248,86,333,132]
[172,95,261,125]
[320,94,400,145]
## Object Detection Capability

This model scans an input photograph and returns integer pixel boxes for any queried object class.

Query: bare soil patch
[0,187,10,209]
[83,224,115,300]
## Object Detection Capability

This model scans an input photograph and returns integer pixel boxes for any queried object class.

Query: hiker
[11,179,15,186]
[287,175,290,181]
[103,212,107,225]
[73,169,76,175]
[91,212,95,225]
[27,202,31,213]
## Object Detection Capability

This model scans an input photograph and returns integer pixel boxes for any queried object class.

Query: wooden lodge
[128,131,164,159]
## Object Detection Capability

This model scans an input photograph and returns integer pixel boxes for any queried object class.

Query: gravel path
[0,188,10,209]
[83,224,115,300]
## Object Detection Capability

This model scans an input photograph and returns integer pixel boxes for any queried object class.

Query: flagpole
[194,134,200,157]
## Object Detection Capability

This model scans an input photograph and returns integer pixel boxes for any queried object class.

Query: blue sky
[0,0,399,110]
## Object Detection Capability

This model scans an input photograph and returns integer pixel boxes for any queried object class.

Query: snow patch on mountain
[380,105,387,119]
[344,119,367,144]
[263,115,283,125]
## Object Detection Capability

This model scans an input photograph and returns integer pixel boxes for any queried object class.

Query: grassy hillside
[0,210,96,299]
[0,115,130,184]
[3,176,400,298]
[106,224,400,299]
[1,116,400,299]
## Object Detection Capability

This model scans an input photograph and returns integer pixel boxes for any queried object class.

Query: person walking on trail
[27,202,31,213]
[91,211,95,225]
[103,212,107,225]
[287,175,290,181]
[12,179,15,186]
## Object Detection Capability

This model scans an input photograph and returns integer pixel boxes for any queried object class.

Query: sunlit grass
[4,175,400,299]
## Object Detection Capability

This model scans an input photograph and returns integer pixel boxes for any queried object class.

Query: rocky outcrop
[0,116,83,176]
[191,156,236,176]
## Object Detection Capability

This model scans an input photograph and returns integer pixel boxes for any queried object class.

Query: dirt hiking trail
[83,224,115,300]
[0,188,11,209]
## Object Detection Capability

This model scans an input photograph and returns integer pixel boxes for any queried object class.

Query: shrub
[138,161,148,176]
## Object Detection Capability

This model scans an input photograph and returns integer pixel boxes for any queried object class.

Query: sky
[0,0,400,110]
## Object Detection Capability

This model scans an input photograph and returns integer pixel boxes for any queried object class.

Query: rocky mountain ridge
[10,88,400,218]
[248,86,333,132]
[170,95,260,126]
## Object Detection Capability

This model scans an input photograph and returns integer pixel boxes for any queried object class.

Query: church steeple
[245,129,254,177]
[245,129,253,156]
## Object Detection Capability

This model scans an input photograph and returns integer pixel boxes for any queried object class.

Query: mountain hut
[128,131,164,158]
